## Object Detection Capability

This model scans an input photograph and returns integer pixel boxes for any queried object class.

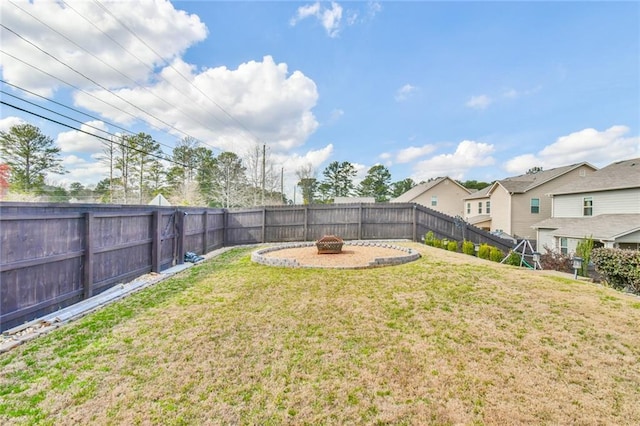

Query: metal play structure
[501,239,542,270]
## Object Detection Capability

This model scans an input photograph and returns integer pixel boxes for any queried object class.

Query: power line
[0,50,218,161]
[0,23,206,147]
[1,100,188,168]
[7,0,226,150]
[1,84,180,155]
[1,79,133,136]
[92,0,266,146]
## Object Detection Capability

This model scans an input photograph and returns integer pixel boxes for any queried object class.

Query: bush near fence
[591,248,640,293]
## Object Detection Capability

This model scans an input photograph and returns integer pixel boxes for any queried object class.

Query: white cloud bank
[0,0,207,97]
[504,125,640,174]
[465,95,492,110]
[411,141,496,182]
[290,1,381,38]
[395,84,418,102]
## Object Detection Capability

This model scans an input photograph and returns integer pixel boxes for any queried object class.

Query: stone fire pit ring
[251,240,421,269]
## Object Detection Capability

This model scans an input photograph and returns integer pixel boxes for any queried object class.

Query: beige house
[533,158,640,253]
[464,162,598,239]
[391,177,472,217]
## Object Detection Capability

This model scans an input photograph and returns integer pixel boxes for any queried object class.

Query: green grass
[1,245,639,425]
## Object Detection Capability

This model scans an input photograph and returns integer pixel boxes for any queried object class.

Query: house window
[583,197,593,216]
[531,198,540,214]
[478,202,482,214]
[431,196,438,207]
[560,237,568,255]
[466,203,471,214]
[486,201,491,214]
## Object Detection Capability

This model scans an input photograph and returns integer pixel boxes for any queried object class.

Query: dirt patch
[258,243,417,268]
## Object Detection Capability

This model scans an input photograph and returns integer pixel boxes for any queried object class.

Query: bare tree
[296,163,317,204]
[244,143,282,205]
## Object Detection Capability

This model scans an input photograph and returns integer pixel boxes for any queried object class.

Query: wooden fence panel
[264,207,306,242]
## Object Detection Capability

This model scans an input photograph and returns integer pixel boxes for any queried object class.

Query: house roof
[391,177,471,202]
[467,214,491,225]
[492,162,597,195]
[549,157,640,195]
[532,214,640,241]
[463,185,492,200]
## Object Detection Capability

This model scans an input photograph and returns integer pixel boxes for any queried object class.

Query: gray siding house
[533,158,640,253]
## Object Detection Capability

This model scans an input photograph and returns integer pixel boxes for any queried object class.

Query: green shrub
[447,240,458,252]
[462,240,475,256]
[424,231,435,246]
[478,243,491,260]
[503,250,521,265]
[591,248,640,293]
[490,246,505,262]
[432,239,442,249]
[575,236,594,277]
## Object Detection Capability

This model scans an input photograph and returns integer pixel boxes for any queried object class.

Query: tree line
[0,123,492,206]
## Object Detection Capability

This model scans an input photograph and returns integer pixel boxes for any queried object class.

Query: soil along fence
[0,202,512,331]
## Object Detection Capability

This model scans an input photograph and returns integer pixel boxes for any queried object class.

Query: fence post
[262,207,267,243]
[202,210,208,254]
[412,204,417,242]
[304,205,309,241]
[176,211,186,264]
[358,204,363,240]
[223,210,228,247]
[152,210,161,272]
[83,212,93,299]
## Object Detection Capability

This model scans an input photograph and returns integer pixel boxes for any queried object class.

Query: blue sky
[1,0,638,201]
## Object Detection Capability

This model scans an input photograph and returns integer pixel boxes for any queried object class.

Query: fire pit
[315,235,344,254]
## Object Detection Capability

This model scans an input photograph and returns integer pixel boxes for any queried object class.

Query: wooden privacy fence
[0,202,513,331]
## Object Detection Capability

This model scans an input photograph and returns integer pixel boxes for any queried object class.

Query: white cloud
[272,144,334,200]
[395,145,437,164]
[290,1,343,37]
[0,0,207,97]
[502,85,542,99]
[0,116,25,132]
[290,1,378,37]
[503,125,640,174]
[411,140,495,181]
[395,84,418,102]
[328,108,344,124]
[51,154,110,187]
[367,2,382,19]
[466,95,492,110]
[73,56,320,154]
[56,121,110,154]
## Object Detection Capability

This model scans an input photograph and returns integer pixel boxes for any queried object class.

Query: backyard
[1,243,639,425]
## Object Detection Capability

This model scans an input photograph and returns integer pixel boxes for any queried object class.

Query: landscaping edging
[251,240,421,269]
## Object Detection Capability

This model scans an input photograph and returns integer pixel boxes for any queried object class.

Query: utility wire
[0,23,205,146]
[7,0,224,150]
[1,101,188,168]
[0,50,208,160]
[1,79,133,136]
[92,0,266,145]
[1,85,180,155]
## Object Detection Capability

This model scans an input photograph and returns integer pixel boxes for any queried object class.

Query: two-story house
[464,162,598,240]
[532,158,640,253]
[391,176,472,217]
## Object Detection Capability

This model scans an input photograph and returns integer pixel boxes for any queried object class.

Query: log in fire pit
[315,235,344,254]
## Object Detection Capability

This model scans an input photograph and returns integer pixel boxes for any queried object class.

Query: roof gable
[497,162,596,194]
[550,157,640,195]
[392,177,471,202]
[532,214,640,241]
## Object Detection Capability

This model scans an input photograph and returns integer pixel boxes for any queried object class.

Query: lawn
[1,244,639,425]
